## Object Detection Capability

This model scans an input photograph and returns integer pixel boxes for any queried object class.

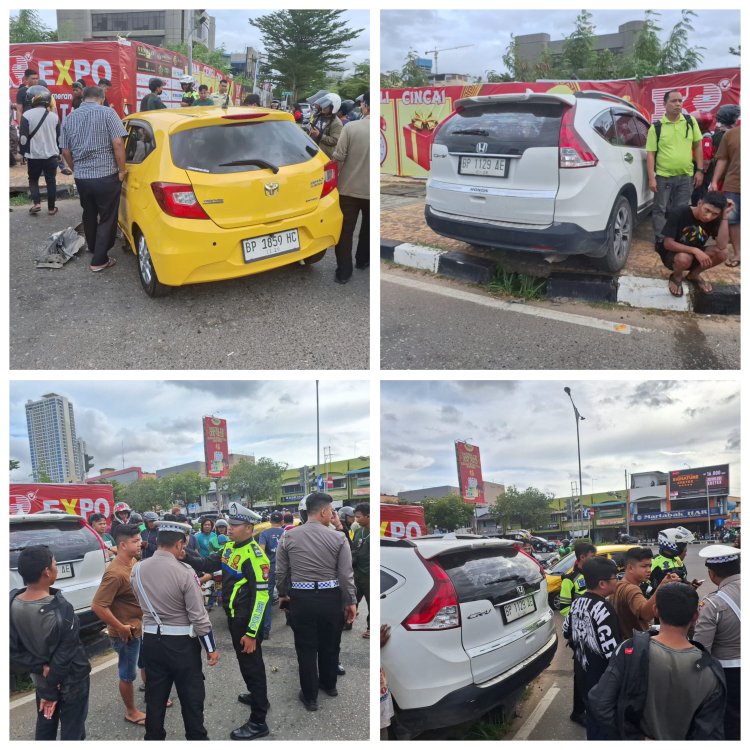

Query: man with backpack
[646,89,704,246]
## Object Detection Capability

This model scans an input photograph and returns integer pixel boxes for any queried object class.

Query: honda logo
[475,142,488,154]
[517,585,525,596]
[264,183,279,196]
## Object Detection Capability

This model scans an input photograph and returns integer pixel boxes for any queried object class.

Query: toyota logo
[476,142,488,154]
[264,183,279,196]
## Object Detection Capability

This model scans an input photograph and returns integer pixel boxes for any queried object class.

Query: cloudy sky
[381,9,740,76]
[381,380,740,499]
[10,380,369,482]
[27,9,370,74]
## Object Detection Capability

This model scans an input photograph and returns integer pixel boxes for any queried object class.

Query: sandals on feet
[29,205,41,214]
[48,207,58,216]
[725,259,740,267]
[90,257,117,272]
[668,273,684,298]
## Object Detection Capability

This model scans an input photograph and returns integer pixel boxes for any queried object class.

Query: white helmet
[180,74,195,86]
[658,526,695,554]
[317,93,341,114]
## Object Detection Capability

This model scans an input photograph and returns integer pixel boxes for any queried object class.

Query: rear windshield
[10,520,99,568]
[435,102,563,155]
[438,547,543,605]
[170,120,317,174]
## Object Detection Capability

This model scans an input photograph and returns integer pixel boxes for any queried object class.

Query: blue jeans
[262,565,276,637]
[111,635,140,682]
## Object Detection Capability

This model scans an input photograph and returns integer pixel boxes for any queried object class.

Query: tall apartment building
[56,10,216,50]
[25,393,84,483]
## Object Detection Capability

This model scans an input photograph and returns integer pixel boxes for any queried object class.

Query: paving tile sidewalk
[380,175,741,286]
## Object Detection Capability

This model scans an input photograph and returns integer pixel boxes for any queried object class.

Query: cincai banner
[669,464,729,500]
[10,483,115,518]
[455,441,484,504]
[203,416,229,478]
[381,67,740,178]
[10,40,241,123]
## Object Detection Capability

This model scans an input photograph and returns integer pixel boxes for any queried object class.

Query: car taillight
[402,556,460,631]
[559,106,598,169]
[321,160,338,198]
[151,183,210,219]
[221,113,268,120]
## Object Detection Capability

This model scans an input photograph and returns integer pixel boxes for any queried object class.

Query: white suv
[381,534,557,738]
[426,91,653,271]
[10,512,107,631]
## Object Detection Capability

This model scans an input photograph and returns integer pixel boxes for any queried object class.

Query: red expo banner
[10,483,115,518]
[380,503,427,538]
[455,441,484,504]
[381,67,740,177]
[203,417,229,478]
[10,40,241,123]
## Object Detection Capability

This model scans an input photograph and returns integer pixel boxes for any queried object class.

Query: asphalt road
[9,597,370,741]
[9,199,369,370]
[381,268,740,370]
[508,542,719,741]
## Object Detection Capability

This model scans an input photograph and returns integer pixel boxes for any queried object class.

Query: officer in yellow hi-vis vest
[193,502,271,741]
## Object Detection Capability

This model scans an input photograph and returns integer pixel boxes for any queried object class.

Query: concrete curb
[381,240,740,315]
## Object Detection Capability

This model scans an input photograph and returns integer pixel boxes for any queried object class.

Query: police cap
[699,544,741,565]
[155,520,192,537]
[226,502,262,526]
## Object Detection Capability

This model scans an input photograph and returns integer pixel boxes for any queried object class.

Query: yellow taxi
[545,544,640,610]
[118,107,343,296]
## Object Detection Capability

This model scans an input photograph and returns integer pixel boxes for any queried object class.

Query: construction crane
[424,44,474,75]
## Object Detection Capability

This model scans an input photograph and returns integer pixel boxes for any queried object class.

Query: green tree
[90,478,126,503]
[10,10,57,43]
[562,10,596,78]
[398,50,429,87]
[658,10,704,73]
[121,478,172,513]
[729,45,740,57]
[37,468,53,483]
[223,458,287,507]
[336,59,370,101]
[422,495,475,532]
[164,471,211,506]
[10,459,20,471]
[490,486,554,533]
[250,10,363,105]
[501,34,532,81]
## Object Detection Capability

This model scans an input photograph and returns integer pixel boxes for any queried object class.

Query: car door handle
[623,152,634,164]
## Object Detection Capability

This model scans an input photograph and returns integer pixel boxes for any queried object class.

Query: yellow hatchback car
[118,107,343,296]
[545,543,640,610]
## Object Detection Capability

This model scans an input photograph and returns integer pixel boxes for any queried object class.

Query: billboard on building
[669,464,729,500]
[455,441,484,504]
[203,417,229,478]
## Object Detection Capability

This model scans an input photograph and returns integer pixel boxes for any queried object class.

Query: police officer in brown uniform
[276,492,356,711]
[131,520,219,740]
[694,545,741,740]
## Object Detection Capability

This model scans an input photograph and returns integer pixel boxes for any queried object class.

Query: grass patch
[465,714,514,741]
[10,673,34,693]
[488,265,546,300]
[10,193,31,206]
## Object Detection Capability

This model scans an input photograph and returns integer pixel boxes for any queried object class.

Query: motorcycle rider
[650,526,698,590]
[141,512,160,559]
[179,75,198,107]
[310,93,343,158]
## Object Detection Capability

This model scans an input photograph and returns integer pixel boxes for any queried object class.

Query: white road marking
[512,681,561,740]
[10,654,118,710]
[382,272,648,334]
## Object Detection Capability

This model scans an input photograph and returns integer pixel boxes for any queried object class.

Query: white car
[426,91,654,271]
[381,534,557,738]
[10,512,107,630]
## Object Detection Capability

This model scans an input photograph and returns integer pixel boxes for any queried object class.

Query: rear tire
[136,231,169,298]
[300,248,327,265]
[598,195,633,273]
[549,592,561,611]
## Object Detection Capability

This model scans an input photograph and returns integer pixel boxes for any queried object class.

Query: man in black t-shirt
[140,78,167,112]
[563,556,622,740]
[15,68,39,122]
[656,191,732,296]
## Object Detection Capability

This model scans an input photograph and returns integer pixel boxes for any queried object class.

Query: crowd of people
[562,526,740,740]
[10,493,371,741]
[12,67,370,285]
[648,91,741,296]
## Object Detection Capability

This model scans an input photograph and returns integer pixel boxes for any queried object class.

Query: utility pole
[316,380,320,484]
[625,468,630,535]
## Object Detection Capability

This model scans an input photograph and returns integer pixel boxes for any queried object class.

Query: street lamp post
[564,387,585,539]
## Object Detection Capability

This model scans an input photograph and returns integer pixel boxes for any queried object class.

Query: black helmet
[717,104,740,127]
[339,99,356,116]
[129,512,143,525]
[143,511,158,522]
[25,85,51,108]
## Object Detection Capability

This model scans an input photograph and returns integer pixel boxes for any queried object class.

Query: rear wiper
[305,144,319,157]
[450,128,490,136]
[218,158,279,173]
[484,576,517,585]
